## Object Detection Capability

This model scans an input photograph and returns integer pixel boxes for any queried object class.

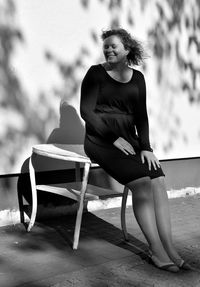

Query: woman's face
[103,35,129,64]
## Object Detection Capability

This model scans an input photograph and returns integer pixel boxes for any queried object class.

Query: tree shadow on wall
[17,103,85,208]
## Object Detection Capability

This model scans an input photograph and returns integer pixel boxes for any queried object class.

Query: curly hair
[101,28,147,66]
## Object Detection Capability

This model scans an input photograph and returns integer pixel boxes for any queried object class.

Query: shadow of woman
[17,103,85,210]
[47,102,85,144]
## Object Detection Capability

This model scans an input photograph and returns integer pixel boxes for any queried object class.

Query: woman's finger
[122,144,135,155]
[126,147,135,154]
[123,143,135,154]
[156,160,161,168]
[147,159,152,170]
[120,145,129,155]
[155,161,160,169]
[123,150,129,155]
[152,157,161,170]
[141,153,145,164]
[152,160,157,170]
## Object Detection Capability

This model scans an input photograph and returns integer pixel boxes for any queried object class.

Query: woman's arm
[135,72,161,170]
[135,72,153,152]
[80,66,118,143]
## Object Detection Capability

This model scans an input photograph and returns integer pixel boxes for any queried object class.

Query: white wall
[1,0,200,174]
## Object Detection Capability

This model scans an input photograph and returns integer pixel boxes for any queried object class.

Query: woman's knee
[126,176,152,193]
[151,176,166,190]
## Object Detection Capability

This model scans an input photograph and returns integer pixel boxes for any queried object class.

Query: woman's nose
[106,46,112,51]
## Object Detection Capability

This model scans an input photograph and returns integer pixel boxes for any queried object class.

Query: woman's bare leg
[127,176,172,262]
[151,176,181,261]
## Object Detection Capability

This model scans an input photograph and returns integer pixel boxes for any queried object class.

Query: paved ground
[1,194,200,287]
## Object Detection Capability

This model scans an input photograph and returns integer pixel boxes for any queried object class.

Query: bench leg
[73,162,90,250]
[27,155,38,232]
[18,187,25,225]
[121,186,129,241]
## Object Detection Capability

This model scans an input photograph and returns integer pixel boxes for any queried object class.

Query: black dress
[80,64,164,185]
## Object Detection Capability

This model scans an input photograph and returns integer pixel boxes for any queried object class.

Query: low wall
[0,157,200,227]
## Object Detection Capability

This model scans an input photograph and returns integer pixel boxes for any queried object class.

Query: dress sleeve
[135,73,153,152]
[80,66,118,143]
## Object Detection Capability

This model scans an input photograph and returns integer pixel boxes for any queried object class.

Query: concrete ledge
[88,186,200,211]
[0,202,80,227]
[1,186,200,227]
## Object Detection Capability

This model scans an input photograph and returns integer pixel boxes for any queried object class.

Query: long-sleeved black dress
[80,64,164,185]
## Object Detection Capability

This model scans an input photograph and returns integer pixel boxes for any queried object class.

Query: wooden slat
[49,183,123,198]
[86,184,123,198]
[37,185,78,201]
[36,183,100,201]
[36,182,123,200]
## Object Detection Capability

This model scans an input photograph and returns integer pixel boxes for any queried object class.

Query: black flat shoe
[149,253,180,273]
[173,258,192,270]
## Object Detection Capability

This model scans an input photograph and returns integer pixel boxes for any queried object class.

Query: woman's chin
[106,58,117,64]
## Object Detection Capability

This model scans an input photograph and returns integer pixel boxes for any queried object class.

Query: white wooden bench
[22,144,129,249]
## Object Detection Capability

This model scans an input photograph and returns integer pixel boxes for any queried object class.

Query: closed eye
[104,44,117,49]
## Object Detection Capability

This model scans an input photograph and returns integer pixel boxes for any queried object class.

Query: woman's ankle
[161,243,181,261]
[149,244,172,262]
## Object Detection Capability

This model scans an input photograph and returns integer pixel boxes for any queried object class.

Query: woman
[80,28,189,272]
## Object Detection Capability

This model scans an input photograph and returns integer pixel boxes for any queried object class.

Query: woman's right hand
[113,137,135,155]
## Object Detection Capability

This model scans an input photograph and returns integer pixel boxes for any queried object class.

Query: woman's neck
[106,61,129,72]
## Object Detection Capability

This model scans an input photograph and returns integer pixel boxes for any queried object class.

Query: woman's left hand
[140,150,161,171]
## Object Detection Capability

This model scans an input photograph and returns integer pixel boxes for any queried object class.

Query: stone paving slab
[15,256,200,287]
[0,195,200,286]
[0,223,141,287]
